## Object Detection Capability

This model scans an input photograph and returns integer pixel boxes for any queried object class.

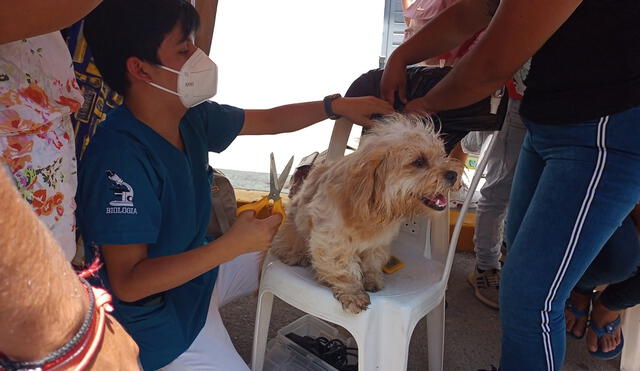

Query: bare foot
[586,297,622,354]
[565,291,590,338]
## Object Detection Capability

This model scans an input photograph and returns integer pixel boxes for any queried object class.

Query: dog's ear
[338,147,389,221]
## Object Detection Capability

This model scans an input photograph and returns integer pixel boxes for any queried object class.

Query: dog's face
[340,114,463,222]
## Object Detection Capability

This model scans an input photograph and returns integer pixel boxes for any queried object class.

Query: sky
[208,0,387,173]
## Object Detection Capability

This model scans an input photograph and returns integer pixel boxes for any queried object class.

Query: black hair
[83,0,200,95]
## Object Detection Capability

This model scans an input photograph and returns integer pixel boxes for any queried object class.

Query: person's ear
[126,56,153,84]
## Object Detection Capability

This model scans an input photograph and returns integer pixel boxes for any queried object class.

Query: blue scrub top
[76,102,244,370]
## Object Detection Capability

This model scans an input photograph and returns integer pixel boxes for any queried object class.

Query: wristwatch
[323,93,342,120]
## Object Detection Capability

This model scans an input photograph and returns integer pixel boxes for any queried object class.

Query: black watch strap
[323,93,342,120]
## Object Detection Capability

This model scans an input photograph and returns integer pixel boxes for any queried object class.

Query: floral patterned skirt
[0,114,77,261]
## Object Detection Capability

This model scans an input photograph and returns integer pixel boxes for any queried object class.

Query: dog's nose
[444,171,458,186]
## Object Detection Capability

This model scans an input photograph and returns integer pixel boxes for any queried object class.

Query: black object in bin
[285,332,358,371]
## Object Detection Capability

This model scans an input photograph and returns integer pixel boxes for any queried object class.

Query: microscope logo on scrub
[105,170,137,215]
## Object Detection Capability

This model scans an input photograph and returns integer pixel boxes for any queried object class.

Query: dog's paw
[279,253,311,267]
[363,274,384,292]
[336,291,371,314]
[298,254,311,267]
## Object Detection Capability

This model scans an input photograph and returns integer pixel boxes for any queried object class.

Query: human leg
[500,109,640,370]
[469,98,526,308]
[574,215,640,294]
[586,239,640,357]
[599,267,640,312]
[566,215,640,339]
[586,267,640,355]
[158,252,262,371]
[158,303,250,371]
[474,98,526,270]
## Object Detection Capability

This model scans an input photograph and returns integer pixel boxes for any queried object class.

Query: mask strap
[159,65,181,74]
[148,81,180,97]
[147,63,182,96]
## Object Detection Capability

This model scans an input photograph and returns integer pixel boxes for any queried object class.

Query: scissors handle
[236,196,286,226]
[272,198,286,226]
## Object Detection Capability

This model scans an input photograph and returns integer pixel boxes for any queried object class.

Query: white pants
[158,252,263,371]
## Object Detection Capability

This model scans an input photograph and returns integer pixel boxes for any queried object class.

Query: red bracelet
[0,278,113,371]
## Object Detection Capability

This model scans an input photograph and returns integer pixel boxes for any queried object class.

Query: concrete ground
[220,251,621,371]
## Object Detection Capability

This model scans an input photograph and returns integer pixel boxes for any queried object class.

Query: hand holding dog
[380,55,409,106]
[227,211,282,256]
[332,96,394,127]
[403,96,434,116]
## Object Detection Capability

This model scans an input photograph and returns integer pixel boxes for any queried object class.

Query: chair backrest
[326,117,499,284]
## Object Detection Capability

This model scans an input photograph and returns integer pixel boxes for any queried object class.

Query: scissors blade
[276,156,294,193]
[269,153,279,196]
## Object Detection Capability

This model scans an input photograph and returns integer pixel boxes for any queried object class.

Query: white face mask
[148,48,218,108]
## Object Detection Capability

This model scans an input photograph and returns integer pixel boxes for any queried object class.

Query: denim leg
[574,215,640,295]
[474,98,527,270]
[600,267,640,311]
[500,108,640,370]
[504,132,541,251]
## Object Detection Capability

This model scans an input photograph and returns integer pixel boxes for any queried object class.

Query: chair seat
[261,243,446,320]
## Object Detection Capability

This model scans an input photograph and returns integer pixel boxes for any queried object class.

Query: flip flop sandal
[565,299,589,340]
[588,315,624,360]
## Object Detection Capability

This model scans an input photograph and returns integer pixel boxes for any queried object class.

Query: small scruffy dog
[271,114,463,314]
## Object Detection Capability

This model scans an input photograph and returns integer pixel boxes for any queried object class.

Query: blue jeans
[574,215,640,311]
[501,107,640,370]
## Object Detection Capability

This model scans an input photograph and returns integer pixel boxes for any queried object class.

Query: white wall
[208,0,386,173]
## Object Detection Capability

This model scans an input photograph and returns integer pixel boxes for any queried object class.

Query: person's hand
[332,96,394,127]
[380,54,408,106]
[90,314,140,370]
[403,96,434,116]
[226,211,282,256]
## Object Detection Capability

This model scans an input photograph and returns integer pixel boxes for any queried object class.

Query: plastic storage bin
[263,315,356,371]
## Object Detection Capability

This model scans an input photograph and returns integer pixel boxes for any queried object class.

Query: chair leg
[356,327,411,371]
[427,297,445,371]
[621,305,640,371]
[251,290,274,371]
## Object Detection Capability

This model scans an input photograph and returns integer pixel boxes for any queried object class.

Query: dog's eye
[412,156,428,168]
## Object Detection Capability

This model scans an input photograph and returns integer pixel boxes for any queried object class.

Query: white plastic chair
[621,305,640,371]
[251,117,499,371]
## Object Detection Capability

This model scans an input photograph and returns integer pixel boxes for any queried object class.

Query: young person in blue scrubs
[76,1,394,370]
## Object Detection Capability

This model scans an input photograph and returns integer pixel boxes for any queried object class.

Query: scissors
[236,153,294,226]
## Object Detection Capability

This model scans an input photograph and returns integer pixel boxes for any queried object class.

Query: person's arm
[630,204,640,232]
[102,212,281,302]
[396,0,492,67]
[193,0,219,55]
[402,0,412,25]
[0,170,87,360]
[240,96,394,135]
[0,0,102,44]
[404,0,583,113]
[0,168,139,368]
[381,0,493,104]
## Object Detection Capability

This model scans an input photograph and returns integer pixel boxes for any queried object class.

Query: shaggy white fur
[271,114,463,314]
